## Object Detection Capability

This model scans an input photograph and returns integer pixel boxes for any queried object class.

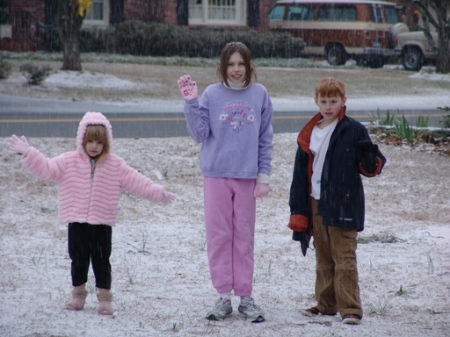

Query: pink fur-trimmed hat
[76,111,113,154]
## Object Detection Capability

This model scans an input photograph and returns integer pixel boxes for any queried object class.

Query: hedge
[42,21,304,59]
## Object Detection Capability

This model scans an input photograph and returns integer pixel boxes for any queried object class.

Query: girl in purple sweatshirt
[8,111,175,316]
[178,42,273,323]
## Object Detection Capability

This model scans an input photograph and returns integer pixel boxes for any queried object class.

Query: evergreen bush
[114,21,304,58]
[43,27,113,53]
[42,21,304,58]
[0,57,11,79]
[20,63,52,85]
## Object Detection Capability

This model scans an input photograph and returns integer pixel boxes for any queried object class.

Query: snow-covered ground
[1,135,449,337]
[1,68,450,337]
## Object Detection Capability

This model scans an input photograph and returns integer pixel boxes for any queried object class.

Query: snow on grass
[1,134,449,337]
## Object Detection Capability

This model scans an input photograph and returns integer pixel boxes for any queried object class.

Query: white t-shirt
[309,119,338,200]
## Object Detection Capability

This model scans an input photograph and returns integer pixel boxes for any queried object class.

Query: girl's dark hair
[217,41,256,88]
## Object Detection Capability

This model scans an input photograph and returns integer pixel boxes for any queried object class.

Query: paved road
[0,94,447,138]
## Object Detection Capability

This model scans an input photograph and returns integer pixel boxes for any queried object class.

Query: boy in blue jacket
[288,77,386,325]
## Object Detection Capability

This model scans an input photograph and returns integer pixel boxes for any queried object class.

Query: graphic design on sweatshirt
[219,100,255,133]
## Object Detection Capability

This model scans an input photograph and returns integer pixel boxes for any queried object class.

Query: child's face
[226,51,247,85]
[85,140,104,159]
[315,94,347,125]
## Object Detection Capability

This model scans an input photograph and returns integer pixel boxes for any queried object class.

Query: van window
[385,7,400,24]
[371,5,384,23]
[269,5,285,20]
[288,5,316,21]
[318,5,356,22]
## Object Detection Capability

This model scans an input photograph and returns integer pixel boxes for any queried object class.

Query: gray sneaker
[237,297,265,323]
[205,298,232,321]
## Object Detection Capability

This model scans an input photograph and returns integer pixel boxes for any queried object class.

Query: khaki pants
[311,198,363,318]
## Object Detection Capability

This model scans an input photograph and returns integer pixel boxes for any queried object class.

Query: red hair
[315,77,346,99]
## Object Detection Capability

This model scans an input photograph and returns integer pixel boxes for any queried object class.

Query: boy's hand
[357,141,379,173]
[177,75,198,100]
[160,190,175,205]
[254,183,269,198]
[8,135,30,155]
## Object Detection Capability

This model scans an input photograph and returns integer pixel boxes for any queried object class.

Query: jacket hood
[76,111,113,156]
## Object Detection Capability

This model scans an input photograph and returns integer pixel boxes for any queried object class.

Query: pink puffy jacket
[20,112,167,226]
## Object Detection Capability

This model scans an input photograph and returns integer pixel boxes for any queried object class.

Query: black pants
[68,222,112,289]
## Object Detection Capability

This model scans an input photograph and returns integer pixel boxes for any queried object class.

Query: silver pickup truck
[395,29,448,71]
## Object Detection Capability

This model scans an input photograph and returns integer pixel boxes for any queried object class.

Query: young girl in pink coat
[8,111,175,315]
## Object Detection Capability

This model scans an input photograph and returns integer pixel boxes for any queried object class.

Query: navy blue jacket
[288,107,386,238]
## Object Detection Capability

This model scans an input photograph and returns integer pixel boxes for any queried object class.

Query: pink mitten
[177,75,198,100]
[8,135,30,154]
[160,190,175,205]
[254,183,270,198]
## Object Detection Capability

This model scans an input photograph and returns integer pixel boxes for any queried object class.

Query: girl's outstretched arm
[120,162,175,205]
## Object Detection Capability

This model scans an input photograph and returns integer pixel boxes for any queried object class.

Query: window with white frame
[83,0,109,27]
[189,0,246,26]
[0,0,9,25]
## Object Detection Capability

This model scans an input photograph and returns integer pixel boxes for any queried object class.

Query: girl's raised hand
[8,135,30,155]
[177,75,198,100]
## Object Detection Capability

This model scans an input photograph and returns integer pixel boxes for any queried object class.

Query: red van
[269,0,409,67]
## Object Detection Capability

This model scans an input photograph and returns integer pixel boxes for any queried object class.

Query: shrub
[80,27,115,53]
[439,114,450,128]
[114,21,304,58]
[42,21,304,58]
[42,27,114,53]
[0,57,12,79]
[20,63,52,85]
[41,27,61,52]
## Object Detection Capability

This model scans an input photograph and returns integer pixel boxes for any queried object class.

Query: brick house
[0,0,279,52]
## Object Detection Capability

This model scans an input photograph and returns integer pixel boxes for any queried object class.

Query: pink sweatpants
[203,177,256,297]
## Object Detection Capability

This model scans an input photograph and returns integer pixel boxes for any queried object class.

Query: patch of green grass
[395,115,413,144]
[415,115,429,128]
[372,109,396,126]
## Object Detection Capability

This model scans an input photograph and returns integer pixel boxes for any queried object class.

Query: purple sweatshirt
[183,82,273,180]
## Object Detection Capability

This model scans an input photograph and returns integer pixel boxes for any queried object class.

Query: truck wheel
[326,44,347,66]
[402,46,424,71]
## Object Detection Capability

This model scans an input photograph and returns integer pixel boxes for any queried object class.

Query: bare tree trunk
[413,0,450,74]
[435,1,450,73]
[436,36,450,73]
[57,0,84,71]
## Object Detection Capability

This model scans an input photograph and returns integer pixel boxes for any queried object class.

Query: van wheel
[402,46,424,71]
[326,44,347,66]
